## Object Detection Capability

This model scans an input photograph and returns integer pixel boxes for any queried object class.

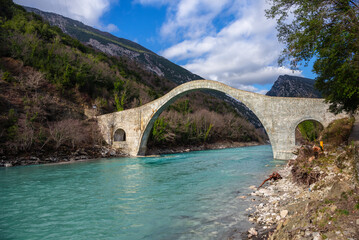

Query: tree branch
[349,0,359,10]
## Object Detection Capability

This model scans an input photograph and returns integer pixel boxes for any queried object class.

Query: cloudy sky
[14,0,315,94]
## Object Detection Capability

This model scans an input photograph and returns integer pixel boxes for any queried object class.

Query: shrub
[321,118,355,147]
[151,117,168,143]
[297,120,323,142]
[47,119,88,149]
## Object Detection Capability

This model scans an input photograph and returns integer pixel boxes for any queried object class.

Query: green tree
[297,120,322,142]
[266,0,359,113]
[113,79,128,111]
[152,117,168,143]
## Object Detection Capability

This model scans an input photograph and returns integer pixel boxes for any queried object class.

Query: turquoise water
[0,145,285,240]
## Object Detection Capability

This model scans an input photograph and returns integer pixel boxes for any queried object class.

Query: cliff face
[266,75,322,98]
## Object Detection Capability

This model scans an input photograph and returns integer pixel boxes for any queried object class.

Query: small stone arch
[137,83,274,156]
[294,119,324,145]
[114,128,126,142]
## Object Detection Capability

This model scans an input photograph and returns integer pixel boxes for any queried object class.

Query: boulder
[280,210,288,218]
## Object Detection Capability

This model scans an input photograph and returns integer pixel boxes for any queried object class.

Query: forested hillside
[0,0,266,165]
[24,6,203,85]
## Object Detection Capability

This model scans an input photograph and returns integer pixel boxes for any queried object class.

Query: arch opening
[295,120,324,145]
[140,88,271,156]
[114,128,126,142]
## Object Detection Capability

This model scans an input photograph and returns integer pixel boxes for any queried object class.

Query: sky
[14,0,316,94]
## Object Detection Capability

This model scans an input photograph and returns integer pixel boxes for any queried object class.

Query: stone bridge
[97,80,347,160]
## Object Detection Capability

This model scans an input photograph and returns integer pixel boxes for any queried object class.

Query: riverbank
[0,145,125,167]
[147,140,263,155]
[241,143,359,240]
[0,140,264,167]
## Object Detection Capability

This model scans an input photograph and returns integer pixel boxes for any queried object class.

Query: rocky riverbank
[0,145,125,167]
[243,143,359,240]
[0,141,263,167]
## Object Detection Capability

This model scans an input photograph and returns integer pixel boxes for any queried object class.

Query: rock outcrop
[266,75,322,98]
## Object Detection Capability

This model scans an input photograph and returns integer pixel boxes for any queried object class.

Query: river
[0,145,286,240]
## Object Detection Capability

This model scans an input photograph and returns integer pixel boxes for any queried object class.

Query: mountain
[266,75,322,98]
[24,6,202,85]
[24,6,264,128]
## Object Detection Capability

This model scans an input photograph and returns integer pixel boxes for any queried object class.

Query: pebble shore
[243,155,359,239]
[244,164,308,239]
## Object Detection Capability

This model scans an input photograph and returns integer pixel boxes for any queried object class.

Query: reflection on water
[0,145,285,240]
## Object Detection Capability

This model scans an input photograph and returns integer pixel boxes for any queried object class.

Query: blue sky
[14,0,316,94]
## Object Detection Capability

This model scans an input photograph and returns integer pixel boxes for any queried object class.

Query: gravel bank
[244,145,359,240]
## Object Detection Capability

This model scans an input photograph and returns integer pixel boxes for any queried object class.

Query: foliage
[321,117,354,146]
[148,106,266,147]
[114,79,128,111]
[5,109,18,140]
[151,117,169,143]
[355,201,359,210]
[168,99,192,115]
[0,0,170,113]
[266,0,359,113]
[203,123,213,142]
[297,120,323,142]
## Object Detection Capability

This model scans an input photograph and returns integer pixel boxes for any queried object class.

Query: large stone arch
[97,80,348,160]
[136,81,275,156]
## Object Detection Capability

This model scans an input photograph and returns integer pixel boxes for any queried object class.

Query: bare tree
[16,118,35,151]
[47,119,94,149]
[67,119,86,149]
[88,120,104,147]
[48,120,71,149]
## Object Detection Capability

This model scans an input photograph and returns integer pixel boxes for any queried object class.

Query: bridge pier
[270,133,296,160]
[97,80,347,160]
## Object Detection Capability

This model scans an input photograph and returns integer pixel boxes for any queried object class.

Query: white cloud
[104,23,119,32]
[162,0,231,40]
[135,0,231,40]
[137,0,302,90]
[134,0,172,6]
[14,0,119,32]
[256,89,269,95]
[231,84,268,95]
